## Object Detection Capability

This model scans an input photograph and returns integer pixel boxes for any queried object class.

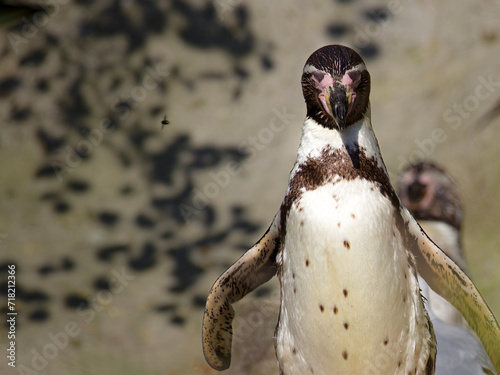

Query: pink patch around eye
[342,71,361,88]
[312,74,335,116]
[341,74,353,86]
[312,73,334,90]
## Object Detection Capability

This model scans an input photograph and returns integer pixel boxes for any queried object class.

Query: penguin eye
[347,70,361,88]
[311,72,326,85]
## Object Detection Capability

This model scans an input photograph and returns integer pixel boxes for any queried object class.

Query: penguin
[398,161,497,375]
[202,45,500,374]
[220,160,497,375]
[398,161,467,327]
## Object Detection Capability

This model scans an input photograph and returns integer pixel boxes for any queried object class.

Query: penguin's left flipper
[202,215,280,371]
[403,208,500,373]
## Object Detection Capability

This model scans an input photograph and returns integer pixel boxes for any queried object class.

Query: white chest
[276,178,432,375]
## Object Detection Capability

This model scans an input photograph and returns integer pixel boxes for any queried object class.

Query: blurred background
[0,0,499,374]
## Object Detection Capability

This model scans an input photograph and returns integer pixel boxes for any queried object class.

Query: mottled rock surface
[0,0,499,374]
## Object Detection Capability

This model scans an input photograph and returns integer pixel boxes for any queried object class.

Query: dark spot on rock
[173,1,254,57]
[38,264,56,276]
[344,322,349,330]
[58,80,91,128]
[29,308,49,322]
[0,281,15,297]
[36,79,49,91]
[22,290,49,302]
[234,64,249,79]
[363,7,391,23]
[0,77,21,97]
[192,295,207,308]
[319,304,324,312]
[0,262,17,273]
[294,287,297,294]
[97,244,129,261]
[135,214,155,228]
[343,240,350,249]
[305,259,309,267]
[343,289,348,297]
[93,277,111,291]
[11,106,31,122]
[300,220,304,227]
[66,180,90,193]
[45,32,58,46]
[35,164,60,178]
[351,213,355,219]
[384,338,388,345]
[97,211,119,226]
[168,245,205,293]
[61,257,75,271]
[79,1,165,52]
[359,43,380,60]
[260,53,274,70]
[342,350,348,360]
[20,49,46,66]
[171,315,185,326]
[53,201,70,214]
[129,242,156,271]
[402,295,406,303]
[120,185,133,195]
[64,293,89,309]
[333,306,338,314]
[292,273,295,279]
[326,23,349,38]
[292,347,297,355]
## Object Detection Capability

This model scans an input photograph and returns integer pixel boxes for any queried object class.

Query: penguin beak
[325,84,351,131]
